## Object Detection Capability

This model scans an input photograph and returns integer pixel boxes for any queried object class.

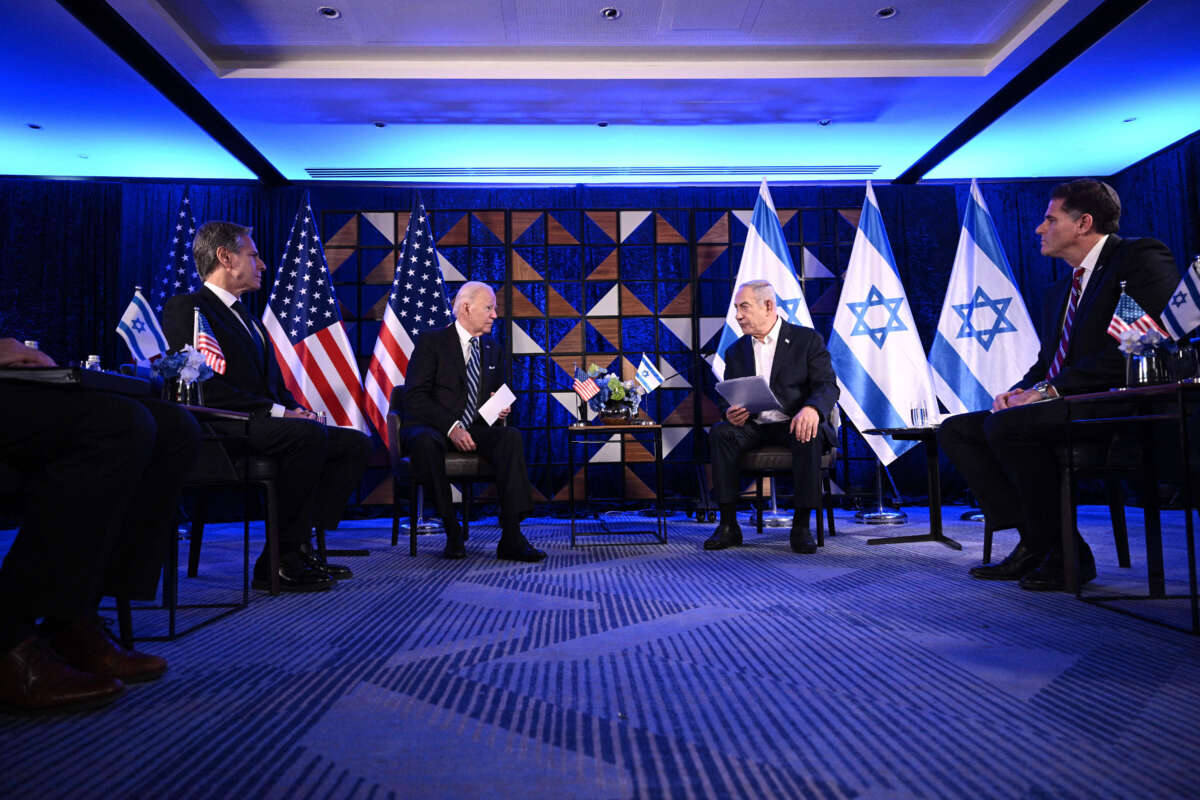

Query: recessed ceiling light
[27,123,42,130]
[1122,116,1138,123]
[373,121,386,128]
[600,7,621,20]
[317,6,341,19]
[597,121,609,127]
[818,118,832,127]
[78,154,89,159]
[876,7,897,18]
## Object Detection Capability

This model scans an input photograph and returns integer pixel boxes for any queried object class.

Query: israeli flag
[635,352,664,394]
[712,179,813,380]
[116,287,167,362]
[829,182,937,465]
[1161,255,1200,341]
[930,180,1039,415]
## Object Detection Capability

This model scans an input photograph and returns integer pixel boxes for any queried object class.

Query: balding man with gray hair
[707,280,838,554]
[400,282,544,562]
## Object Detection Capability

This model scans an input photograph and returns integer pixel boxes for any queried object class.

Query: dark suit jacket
[721,320,840,443]
[163,287,299,414]
[1015,236,1179,396]
[403,323,504,433]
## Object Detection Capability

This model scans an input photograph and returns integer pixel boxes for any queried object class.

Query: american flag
[194,311,226,374]
[573,376,599,401]
[364,200,454,441]
[1108,285,1168,341]
[152,189,202,314]
[262,193,368,432]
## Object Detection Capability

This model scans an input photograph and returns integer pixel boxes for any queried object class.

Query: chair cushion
[444,452,495,478]
[738,445,837,472]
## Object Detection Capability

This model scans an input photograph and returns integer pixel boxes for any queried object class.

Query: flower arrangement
[152,345,215,384]
[1117,328,1166,356]
[575,363,645,418]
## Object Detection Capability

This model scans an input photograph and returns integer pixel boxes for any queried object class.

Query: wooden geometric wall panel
[656,213,686,243]
[619,285,653,316]
[699,213,728,243]
[511,250,543,280]
[474,211,506,242]
[551,323,584,354]
[660,285,692,316]
[586,211,618,243]
[546,284,580,316]
[438,214,469,246]
[587,250,619,280]
[697,245,726,276]
[364,251,395,283]
[326,215,357,247]
[547,214,579,245]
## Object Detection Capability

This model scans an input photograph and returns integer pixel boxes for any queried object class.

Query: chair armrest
[386,410,405,467]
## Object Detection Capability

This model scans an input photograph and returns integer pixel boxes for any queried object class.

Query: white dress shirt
[204,280,285,418]
[751,315,789,424]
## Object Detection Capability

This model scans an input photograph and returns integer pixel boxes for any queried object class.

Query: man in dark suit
[707,280,839,554]
[1,338,199,713]
[163,221,370,593]
[400,281,544,562]
[938,179,1180,591]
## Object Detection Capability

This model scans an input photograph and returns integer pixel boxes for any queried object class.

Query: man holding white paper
[400,282,544,562]
[707,281,839,554]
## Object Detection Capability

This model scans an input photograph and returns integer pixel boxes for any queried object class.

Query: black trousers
[709,419,822,507]
[210,416,371,549]
[937,402,1070,553]
[400,423,533,534]
[0,387,200,650]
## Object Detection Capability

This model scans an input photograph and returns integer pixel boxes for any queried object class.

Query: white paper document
[478,383,516,426]
[714,375,784,415]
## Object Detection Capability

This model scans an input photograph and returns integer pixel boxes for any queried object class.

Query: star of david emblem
[132,319,146,333]
[848,286,906,348]
[952,287,1017,351]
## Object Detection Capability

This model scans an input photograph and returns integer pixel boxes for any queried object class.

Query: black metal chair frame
[738,445,839,546]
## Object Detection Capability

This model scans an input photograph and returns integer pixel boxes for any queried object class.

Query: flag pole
[854,460,907,525]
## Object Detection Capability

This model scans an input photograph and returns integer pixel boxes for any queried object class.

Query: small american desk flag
[363,200,454,441]
[262,193,368,432]
[573,375,600,402]
[194,310,226,374]
[1108,283,1167,341]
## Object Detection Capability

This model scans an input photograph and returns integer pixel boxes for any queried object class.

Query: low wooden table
[567,421,666,546]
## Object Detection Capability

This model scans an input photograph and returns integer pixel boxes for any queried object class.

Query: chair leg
[755,477,764,536]
[264,481,281,596]
[115,596,133,650]
[391,476,400,547]
[982,522,994,564]
[463,482,472,540]
[1106,480,1131,568]
[410,483,419,557]
[314,525,327,562]
[823,473,836,537]
[815,488,825,548]
[187,495,206,578]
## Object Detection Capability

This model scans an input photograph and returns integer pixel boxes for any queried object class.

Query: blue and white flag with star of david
[829,182,937,465]
[712,179,813,380]
[116,287,167,363]
[929,180,1039,415]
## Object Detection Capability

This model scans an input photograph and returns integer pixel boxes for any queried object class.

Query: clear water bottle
[23,340,38,350]
[84,354,102,371]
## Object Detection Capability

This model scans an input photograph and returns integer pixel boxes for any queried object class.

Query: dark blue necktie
[231,299,265,362]
[461,337,480,428]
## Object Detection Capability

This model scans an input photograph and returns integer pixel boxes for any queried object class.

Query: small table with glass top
[862,426,962,550]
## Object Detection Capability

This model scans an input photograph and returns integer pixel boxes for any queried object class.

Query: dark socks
[792,508,813,531]
[719,504,738,527]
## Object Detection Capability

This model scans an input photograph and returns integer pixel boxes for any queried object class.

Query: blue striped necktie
[461,337,480,428]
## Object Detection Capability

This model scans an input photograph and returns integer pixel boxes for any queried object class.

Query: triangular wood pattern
[619,285,653,316]
[624,467,656,499]
[620,356,638,381]
[589,319,621,350]
[509,286,543,317]
[778,209,798,226]
[325,247,356,275]
[439,214,469,246]
[839,208,861,228]
[700,392,723,424]
[474,211,507,243]
[587,250,619,280]
[546,283,579,316]
[367,292,390,321]
[699,214,728,243]
[511,250,543,281]
[326,216,357,248]
[655,213,687,243]
[552,468,587,503]
[551,321,584,353]
[586,211,618,243]
[662,391,695,425]
[511,211,542,242]
[546,214,579,245]
[364,251,395,284]
[696,244,727,276]
[660,285,692,316]
[623,437,655,463]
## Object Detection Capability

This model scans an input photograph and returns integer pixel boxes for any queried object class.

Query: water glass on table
[910,405,928,428]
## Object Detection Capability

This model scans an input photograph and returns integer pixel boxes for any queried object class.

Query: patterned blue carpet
[3,504,1199,799]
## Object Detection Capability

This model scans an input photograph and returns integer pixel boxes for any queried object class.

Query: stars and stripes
[152,189,201,314]
[262,193,368,432]
[1108,282,1168,341]
[363,200,454,442]
[194,311,226,374]
[572,375,600,402]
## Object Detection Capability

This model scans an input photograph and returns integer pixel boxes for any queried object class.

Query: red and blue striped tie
[1047,267,1086,380]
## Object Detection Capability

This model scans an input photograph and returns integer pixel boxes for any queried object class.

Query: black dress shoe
[969,542,1046,581]
[252,552,337,593]
[1019,546,1097,592]
[443,536,466,560]
[296,549,353,579]
[789,527,817,554]
[496,534,546,562]
[704,522,743,551]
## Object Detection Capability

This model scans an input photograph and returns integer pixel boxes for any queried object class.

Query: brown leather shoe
[0,635,124,715]
[47,618,168,684]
